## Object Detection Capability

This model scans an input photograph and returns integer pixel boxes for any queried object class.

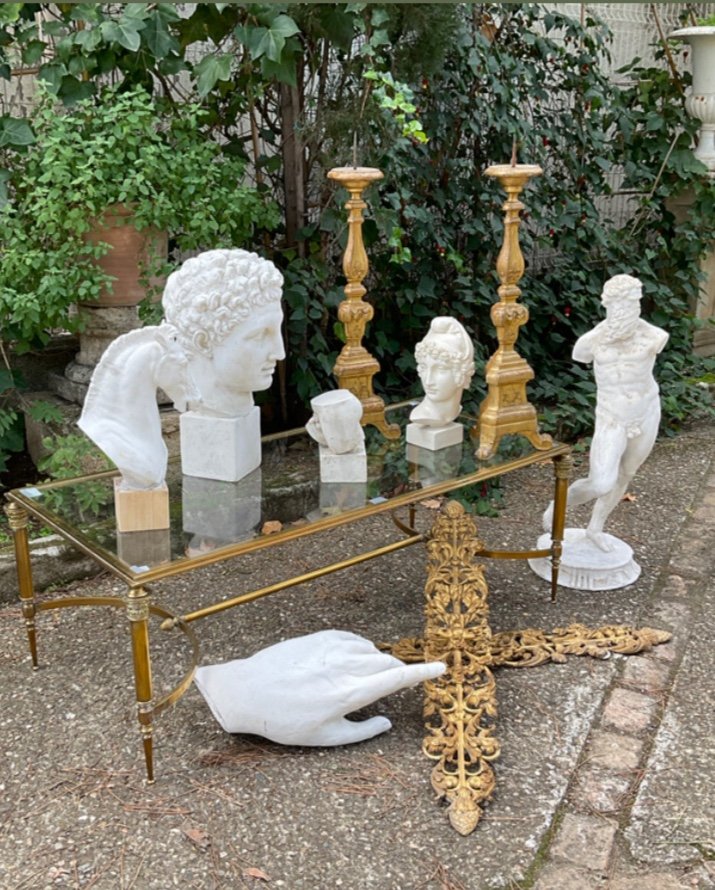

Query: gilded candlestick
[476,164,552,459]
[328,166,399,439]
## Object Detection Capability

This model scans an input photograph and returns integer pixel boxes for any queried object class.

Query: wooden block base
[114,479,170,532]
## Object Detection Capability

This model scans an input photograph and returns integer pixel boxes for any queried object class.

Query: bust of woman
[407,317,474,450]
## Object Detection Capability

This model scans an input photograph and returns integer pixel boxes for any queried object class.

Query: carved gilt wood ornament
[388,500,671,835]
[327,167,399,439]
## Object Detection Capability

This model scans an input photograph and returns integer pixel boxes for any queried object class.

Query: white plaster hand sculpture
[194,630,446,746]
[162,249,285,482]
[306,390,367,482]
[407,317,474,450]
[533,274,669,590]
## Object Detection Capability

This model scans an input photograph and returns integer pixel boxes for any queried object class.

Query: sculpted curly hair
[162,249,283,357]
[415,317,475,388]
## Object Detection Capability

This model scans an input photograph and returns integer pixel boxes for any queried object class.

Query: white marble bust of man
[410,317,475,427]
[162,248,285,419]
[162,249,285,482]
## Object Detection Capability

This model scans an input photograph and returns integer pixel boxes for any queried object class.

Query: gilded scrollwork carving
[489,623,672,668]
[421,500,498,835]
[382,498,672,835]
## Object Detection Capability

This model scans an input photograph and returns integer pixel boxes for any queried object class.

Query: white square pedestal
[180,408,261,482]
[405,421,463,450]
[318,445,367,483]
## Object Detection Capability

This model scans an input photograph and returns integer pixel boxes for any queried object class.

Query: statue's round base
[529,528,641,591]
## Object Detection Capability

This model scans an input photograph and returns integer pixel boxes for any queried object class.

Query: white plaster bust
[79,249,285,489]
[162,249,285,419]
[535,274,669,589]
[410,317,474,427]
[306,390,365,454]
[194,630,445,746]
[306,390,367,483]
[78,325,199,490]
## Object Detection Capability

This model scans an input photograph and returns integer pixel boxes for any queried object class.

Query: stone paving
[532,433,715,890]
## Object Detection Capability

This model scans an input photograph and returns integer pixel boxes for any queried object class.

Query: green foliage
[0,85,278,355]
[363,70,428,144]
[1,2,713,449]
[37,433,112,520]
[300,4,714,440]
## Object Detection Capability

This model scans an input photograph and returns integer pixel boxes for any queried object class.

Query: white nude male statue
[406,317,475,450]
[534,273,669,590]
[162,248,285,482]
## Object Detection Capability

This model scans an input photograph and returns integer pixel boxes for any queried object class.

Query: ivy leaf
[0,63,10,81]
[59,74,95,104]
[269,14,300,40]
[0,116,35,147]
[253,27,284,63]
[318,6,355,51]
[0,4,21,25]
[250,15,299,63]
[100,19,143,53]
[194,53,233,97]
[74,27,101,52]
[261,55,296,86]
[22,39,47,65]
[143,11,177,60]
[37,62,67,96]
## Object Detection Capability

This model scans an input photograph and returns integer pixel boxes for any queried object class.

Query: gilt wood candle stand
[327,166,400,440]
[476,164,553,460]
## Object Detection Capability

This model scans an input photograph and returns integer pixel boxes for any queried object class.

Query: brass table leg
[388,499,671,835]
[550,453,572,602]
[5,501,38,669]
[127,586,155,784]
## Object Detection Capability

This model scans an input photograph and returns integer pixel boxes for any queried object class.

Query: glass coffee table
[7,404,665,833]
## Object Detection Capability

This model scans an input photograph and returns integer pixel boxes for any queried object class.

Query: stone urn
[671,26,715,174]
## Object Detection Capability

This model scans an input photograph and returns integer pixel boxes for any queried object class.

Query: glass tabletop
[9,403,567,583]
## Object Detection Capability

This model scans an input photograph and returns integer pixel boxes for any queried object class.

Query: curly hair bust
[162,249,283,357]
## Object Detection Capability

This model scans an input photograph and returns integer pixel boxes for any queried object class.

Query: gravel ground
[1,421,713,890]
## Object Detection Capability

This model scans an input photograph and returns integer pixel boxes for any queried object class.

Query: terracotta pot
[82,203,168,307]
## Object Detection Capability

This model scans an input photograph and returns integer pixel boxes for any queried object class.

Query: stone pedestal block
[180,408,261,482]
[405,421,463,450]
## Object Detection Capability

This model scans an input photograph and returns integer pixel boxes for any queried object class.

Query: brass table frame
[5,427,666,832]
[4,430,568,784]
